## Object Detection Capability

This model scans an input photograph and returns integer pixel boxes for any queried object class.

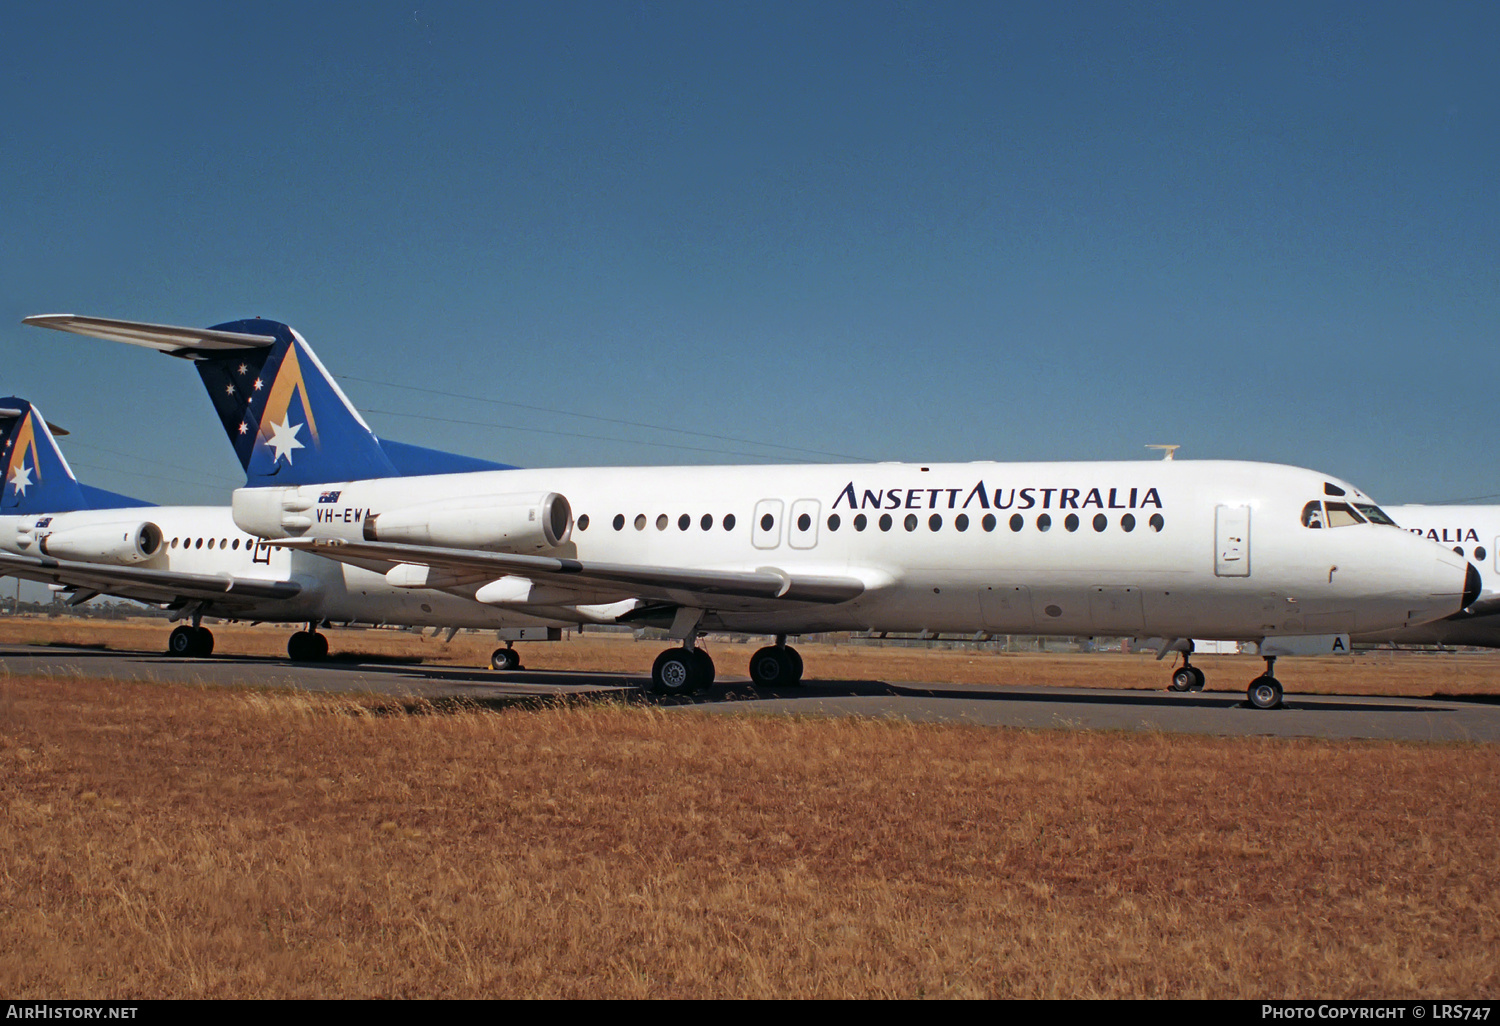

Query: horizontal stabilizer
[23,314,276,356]
[0,408,66,435]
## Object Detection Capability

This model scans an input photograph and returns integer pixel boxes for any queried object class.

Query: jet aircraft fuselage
[234,459,1471,642]
[0,505,561,629]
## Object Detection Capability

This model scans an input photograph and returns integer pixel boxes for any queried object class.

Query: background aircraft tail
[0,398,151,514]
[24,315,513,487]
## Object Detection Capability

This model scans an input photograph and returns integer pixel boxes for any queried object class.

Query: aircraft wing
[276,538,866,610]
[22,314,276,355]
[0,551,302,608]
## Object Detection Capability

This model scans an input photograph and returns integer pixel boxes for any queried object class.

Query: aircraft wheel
[651,648,703,696]
[287,631,315,661]
[749,646,803,686]
[1189,666,1206,691]
[749,646,788,685]
[168,625,198,657]
[1248,675,1283,710]
[491,647,521,671]
[312,632,328,660]
[195,627,215,658]
[784,646,804,683]
[691,648,715,689]
[1169,666,1194,692]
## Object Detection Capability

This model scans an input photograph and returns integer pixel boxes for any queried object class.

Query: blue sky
[2,1,1496,506]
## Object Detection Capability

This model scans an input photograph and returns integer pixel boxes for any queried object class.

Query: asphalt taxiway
[2,643,1496,742]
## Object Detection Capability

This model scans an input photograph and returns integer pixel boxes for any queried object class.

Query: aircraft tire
[312,632,328,660]
[749,646,788,685]
[287,631,315,661]
[491,647,521,671]
[784,646,804,683]
[195,627,215,658]
[168,625,197,657]
[691,648,715,689]
[1169,667,1194,692]
[748,645,804,686]
[651,648,702,696]
[1247,675,1283,710]
[1189,666,1206,691]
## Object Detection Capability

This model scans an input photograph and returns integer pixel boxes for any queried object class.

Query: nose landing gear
[1168,657,1205,692]
[1247,655,1283,709]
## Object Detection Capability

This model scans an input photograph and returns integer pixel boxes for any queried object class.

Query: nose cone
[1464,562,1483,610]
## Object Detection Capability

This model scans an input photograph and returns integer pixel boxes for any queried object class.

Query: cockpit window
[1353,503,1398,526]
[1324,502,1365,528]
[1303,500,1376,528]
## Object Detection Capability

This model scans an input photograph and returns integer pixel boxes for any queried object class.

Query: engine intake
[38,521,164,564]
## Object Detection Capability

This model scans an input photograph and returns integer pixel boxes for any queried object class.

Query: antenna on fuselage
[1146,444,1179,461]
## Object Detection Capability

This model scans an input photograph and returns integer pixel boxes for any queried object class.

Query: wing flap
[0,551,301,607]
[276,538,866,609]
[23,314,276,355]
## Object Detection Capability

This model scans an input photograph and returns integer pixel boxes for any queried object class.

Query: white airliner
[1356,504,1500,647]
[0,396,567,663]
[24,314,1482,709]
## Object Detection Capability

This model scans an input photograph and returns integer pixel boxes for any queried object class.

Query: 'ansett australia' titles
[832,481,1164,512]
[1408,526,1482,544]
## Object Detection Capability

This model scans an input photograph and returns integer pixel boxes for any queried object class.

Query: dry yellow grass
[1,672,1497,998]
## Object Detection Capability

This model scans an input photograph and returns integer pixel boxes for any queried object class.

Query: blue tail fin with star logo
[0,398,152,514]
[23,315,513,487]
[192,319,404,486]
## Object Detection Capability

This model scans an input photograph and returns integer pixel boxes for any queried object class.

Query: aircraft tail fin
[0,398,150,514]
[24,315,513,486]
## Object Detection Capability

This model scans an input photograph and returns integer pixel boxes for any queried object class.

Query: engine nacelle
[363,492,572,553]
[37,521,165,564]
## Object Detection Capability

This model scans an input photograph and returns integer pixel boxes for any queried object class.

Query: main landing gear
[167,623,214,657]
[287,623,329,661]
[650,646,716,696]
[647,637,807,696]
[748,636,804,687]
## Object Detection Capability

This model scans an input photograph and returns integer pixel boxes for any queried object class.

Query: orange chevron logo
[258,343,321,462]
[4,412,41,496]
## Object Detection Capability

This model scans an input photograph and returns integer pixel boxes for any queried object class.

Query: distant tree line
[0,595,173,620]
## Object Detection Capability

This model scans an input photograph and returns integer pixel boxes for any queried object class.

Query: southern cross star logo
[251,342,321,471]
[9,459,32,496]
[266,416,304,464]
